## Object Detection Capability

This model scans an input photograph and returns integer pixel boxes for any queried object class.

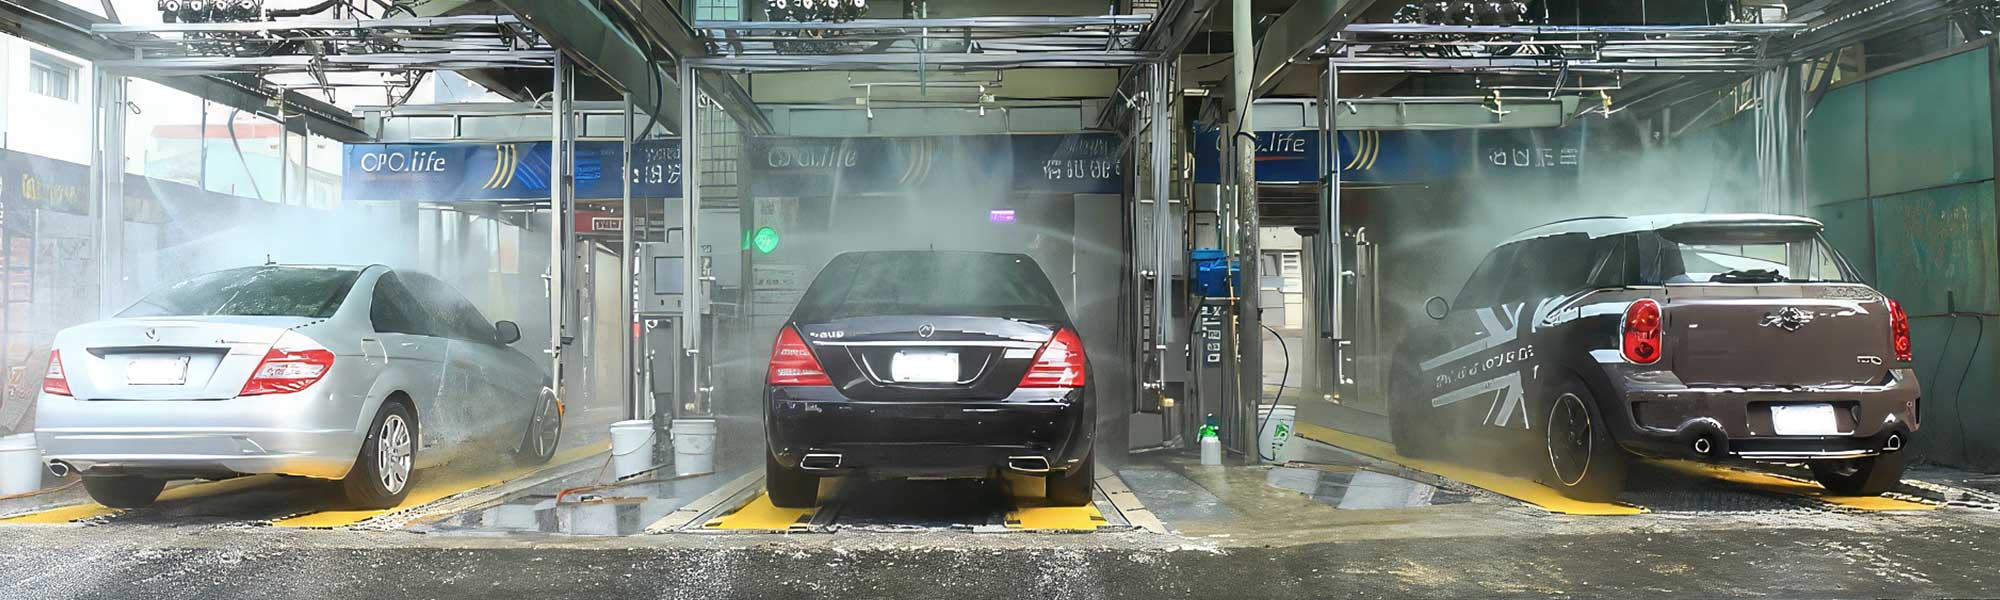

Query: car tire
[765,451,819,509]
[81,476,165,509]
[1538,378,1628,502]
[515,388,562,465]
[1388,357,1439,459]
[1809,451,1906,496]
[1045,456,1094,507]
[342,402,416,509]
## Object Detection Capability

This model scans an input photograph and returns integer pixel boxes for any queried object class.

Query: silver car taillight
[240,332,335,396]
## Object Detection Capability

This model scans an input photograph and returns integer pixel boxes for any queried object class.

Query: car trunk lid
[1662,284,1892,387]
[795,316,1058,401]
[57,316,317,401]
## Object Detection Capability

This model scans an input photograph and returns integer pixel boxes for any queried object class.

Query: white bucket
[608,420,657,480]
[0,433,43,496]
[670,418,717,477]
[1257,404,1297,461]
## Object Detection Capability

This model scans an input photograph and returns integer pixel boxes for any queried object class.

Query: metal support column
[679,60,703,415]
[622,93,639,420]
[1230,0,1263,462]
[1320,61,1344,342]
[92,71,126,317]
[1148,59,1178,444]
[548,53,573,395]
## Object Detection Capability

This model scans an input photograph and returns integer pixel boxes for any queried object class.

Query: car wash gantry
[3,1,2000,597]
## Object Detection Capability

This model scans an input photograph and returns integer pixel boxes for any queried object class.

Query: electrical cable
[1256,321,1290,461]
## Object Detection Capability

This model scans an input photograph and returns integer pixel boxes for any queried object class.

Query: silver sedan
[35,265,562,508]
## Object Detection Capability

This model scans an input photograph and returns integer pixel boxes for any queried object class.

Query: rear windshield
[1650,227,1858,284]
[794,252,1066,322]
[119,266,361,319]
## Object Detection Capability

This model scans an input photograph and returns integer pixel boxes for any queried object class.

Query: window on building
[28,51,76,102]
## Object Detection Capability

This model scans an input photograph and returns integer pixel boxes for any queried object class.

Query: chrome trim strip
[1734,449,1879,460]
[815,340,1043,349]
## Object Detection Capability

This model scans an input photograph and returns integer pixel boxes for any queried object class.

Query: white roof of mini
[1500,213,1824,245]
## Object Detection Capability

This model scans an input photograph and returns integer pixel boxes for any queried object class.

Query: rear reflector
[42,350,69,396]
[1019,328,1087,388]
[768,326,832,386]
[240,332,335,396]
[1621,298,1663,365]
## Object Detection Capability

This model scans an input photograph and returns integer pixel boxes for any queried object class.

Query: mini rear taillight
[1621,298,1663,365]
[1888,298,1912,362]
[42,350,69,396]
[1019,328,1087,388]
[240,332,335,396]
[767,326,832,386]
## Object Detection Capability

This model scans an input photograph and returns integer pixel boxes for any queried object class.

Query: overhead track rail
[691,16,1152,71]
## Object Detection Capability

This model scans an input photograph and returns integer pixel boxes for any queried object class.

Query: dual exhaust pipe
[794,453,1053,474]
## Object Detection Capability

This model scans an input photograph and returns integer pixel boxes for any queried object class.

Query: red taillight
[1621,298,1663,365]
[239,332,335,397]
[1888,298,1912,362]
[42,350,69,396]
[1019,328,1087,388]
[767,326,832,386]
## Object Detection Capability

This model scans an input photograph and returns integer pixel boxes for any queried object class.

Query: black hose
[266,0,346,18]
[1257,322,1290,461]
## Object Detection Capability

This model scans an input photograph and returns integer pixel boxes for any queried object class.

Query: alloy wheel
[378,413,413,494]
[1546,392,1593,487]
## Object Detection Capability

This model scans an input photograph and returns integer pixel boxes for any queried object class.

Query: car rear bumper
[765,386,1093,477]
[1600,366,1920,462]
[34,391,365,480]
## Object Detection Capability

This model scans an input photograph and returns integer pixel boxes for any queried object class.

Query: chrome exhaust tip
[1692,437,1712,456]
[799,453,843,471]
[1885,433,1904,452]
[1006,456,1052,474]
[46,461,71,478]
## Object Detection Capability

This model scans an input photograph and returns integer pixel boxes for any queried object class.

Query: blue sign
[342,139,681,203]
[1192,127,1582,185]
[748,133,1122,196]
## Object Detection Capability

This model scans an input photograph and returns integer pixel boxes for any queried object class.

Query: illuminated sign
[343,139,681,202]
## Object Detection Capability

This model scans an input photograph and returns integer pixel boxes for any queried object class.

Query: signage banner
[0,149,90,216]
[748,133,1122,196]
[1192,127,1583,185]
[343,139,681,202]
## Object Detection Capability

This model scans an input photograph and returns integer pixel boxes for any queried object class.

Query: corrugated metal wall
[1807,44,2000,471]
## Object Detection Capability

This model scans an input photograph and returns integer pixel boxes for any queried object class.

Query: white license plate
[126,356,190,386]
[1770,403,1841,436]
[891,351,959,383]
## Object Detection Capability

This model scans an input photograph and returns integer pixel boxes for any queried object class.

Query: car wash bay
[5,1,2000,597]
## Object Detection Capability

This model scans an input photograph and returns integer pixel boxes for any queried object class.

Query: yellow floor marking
[705,492,818,530]
[1293,423,1647,516]
[1,474,283,524]
[1650,459,1938,511]
[274,443,608,528]
[1005,502,1108,530]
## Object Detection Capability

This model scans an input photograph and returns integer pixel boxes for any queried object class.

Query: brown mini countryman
[1390,214,1919,501]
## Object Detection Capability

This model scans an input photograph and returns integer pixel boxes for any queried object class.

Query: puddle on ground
[434,497,685,536]
[1265,465,1469,509]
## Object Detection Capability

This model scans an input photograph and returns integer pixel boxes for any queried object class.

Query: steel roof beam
[1097,0,1223,129]
[1251,0,1378,98]
[0,0,368,141]
[495,0,681,133]
[600,0,772,135]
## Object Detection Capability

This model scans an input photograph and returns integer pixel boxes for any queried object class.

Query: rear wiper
[1709,269,1784,284]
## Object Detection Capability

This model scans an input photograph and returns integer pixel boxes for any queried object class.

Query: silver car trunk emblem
[917,323,936,338]
[1760,307,1814,332]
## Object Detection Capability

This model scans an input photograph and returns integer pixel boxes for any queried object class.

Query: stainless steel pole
[679,60,702,414]
[1231,0,1263,462]
[548,54,570,394]
[1149,59,1176,442]
[622,92,638,420]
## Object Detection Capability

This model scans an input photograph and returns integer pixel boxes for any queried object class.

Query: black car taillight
[1019,328,1087,388]
[768,326,832,386]
[1621,298,1663,365]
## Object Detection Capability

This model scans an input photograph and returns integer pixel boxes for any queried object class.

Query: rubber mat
[704,492,819,530]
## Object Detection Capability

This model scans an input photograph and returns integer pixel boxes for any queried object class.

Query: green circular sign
[751,226,780,254]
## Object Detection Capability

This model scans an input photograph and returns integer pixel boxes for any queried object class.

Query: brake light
[42,350,69,396]
[1621,298,1663,365]
[239,332,335,396]
[767,326,832,386]
[1888,298,1912,362]
[1019,328,1087,388]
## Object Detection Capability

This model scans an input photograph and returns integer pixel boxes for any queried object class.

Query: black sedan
[762,251,1095,508]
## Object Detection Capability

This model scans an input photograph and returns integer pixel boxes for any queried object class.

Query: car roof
[1499,213,1824,246]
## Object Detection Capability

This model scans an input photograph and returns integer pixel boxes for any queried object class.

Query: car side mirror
[494,320,521,345]
[1424,296,1450,320]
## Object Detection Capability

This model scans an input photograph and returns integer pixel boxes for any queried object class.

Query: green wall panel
[1812,197,1875,283]
[1870,180,1999,316]
[1805,84,1868,205]
[1904,314,2000,469]
[1866,47,1993,197]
